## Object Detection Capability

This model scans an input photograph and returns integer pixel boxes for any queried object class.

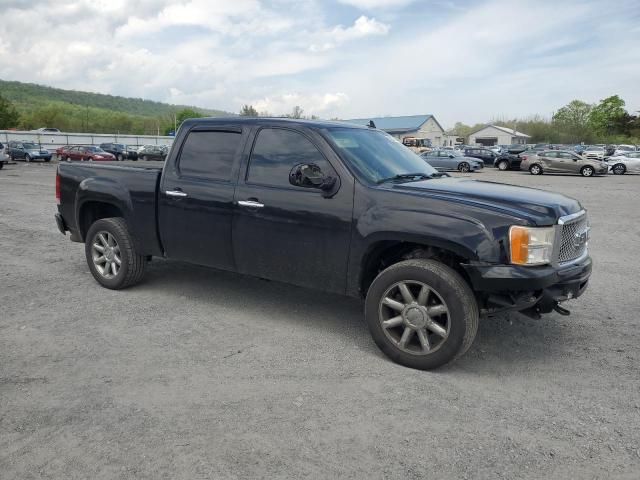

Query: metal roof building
[344,114,449,147]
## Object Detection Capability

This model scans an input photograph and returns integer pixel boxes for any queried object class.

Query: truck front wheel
[85,217,146,290]
[365,259,478,370]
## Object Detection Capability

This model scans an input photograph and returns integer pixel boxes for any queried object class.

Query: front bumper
[463,255,592,313]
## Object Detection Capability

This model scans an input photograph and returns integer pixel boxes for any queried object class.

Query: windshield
[86,146,104,153]
[617,146,634,151]
[324,128,437,183]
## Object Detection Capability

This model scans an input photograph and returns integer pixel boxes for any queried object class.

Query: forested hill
[0,79,228,117]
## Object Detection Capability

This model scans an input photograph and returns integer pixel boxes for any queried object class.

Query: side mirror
[449,154,454,158]
[289,163,336,191]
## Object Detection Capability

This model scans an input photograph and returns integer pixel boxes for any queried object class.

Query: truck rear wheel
[85,217,146,290]
[365,259,478,370]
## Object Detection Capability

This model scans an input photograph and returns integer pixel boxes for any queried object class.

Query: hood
[387,177,581,226]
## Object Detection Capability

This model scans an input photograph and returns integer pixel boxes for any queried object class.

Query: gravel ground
[1,160,639,479]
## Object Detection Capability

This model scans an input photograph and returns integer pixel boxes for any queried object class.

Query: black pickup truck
[55,118,592,370]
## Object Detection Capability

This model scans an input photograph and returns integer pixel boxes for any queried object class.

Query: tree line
[450,95,640,144]
[1,90,638,144]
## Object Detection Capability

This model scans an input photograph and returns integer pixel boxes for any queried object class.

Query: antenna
[367,120,376,128]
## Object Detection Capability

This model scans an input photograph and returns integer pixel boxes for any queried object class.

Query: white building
[344,114,447,147]
[468,124,531,147]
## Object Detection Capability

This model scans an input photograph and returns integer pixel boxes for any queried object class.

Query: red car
[60,145,115,161]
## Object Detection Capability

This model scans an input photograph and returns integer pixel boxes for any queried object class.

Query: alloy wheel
[91,231,121,279]
[582,167,594,177]
[378,280,450,355]
[498,161,508,170]
[459,162,470,172]
[613,164,625,175]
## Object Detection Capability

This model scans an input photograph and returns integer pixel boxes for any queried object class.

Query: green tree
[174,108,205,131]
[289,106,304,119]
[551,100,592,142]
[0,94,20,129]
[239,104,259,116]
[588,95,627,138]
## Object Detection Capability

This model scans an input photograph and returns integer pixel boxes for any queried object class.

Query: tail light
[55,170,61,204]
[521,155,528,161]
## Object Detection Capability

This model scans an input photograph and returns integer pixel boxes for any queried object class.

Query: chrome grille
[558,212,589,263]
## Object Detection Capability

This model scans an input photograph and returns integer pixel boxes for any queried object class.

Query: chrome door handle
[165,190,188,198]
[238,200,264,208]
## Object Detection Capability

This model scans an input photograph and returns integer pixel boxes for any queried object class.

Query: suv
[55,118,593,370]
[99,143,138,161]
[6,140,52,162]
[138,145,168,161]
[462,147,497,166]
[521,150,608,177]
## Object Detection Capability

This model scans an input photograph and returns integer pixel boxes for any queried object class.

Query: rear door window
[178,130,243,181]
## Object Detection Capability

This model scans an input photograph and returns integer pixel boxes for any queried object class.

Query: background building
[468,124,531,146]
[344,114,447,147]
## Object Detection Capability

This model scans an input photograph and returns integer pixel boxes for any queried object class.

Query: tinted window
[178,130,242,181]
[248,128,334,188]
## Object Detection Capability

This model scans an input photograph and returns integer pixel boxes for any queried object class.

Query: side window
[247,128,334,188]
[178,130,242,181]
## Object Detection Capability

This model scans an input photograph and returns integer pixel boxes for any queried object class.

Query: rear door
[159,125,247,270]
[424,153,442,170]
[232,126,353,294]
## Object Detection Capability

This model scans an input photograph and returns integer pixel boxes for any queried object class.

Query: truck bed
[57,162,164,256]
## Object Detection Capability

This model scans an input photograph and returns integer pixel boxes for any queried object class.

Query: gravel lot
[1,160,639,479]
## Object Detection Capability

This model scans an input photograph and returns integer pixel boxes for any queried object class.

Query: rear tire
[612,163,626,175]
[117,154,124,161]
[25,154,31,163]
[581,166,594,177]
[365,259,479,370]
[85,217,147,290]
[529,164,543,175]
[497,160,509,171]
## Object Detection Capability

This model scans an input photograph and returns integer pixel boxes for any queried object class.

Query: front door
[158,126,246,270]
[232,127,353,294]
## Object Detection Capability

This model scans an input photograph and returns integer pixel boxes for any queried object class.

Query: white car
[584,146,606,160]
[613,144,636,156]
[607,152,640,174]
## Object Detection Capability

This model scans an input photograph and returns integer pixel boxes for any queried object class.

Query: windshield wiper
[377,172,445,184]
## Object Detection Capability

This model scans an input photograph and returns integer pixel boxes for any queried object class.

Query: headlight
[509,226,555,266]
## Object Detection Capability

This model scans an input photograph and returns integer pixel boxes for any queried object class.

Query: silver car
[607,152,640,175]
[520,150,608,177]
[420,150,483,173]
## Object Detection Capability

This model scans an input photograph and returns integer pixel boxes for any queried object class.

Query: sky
[0,0,639,127]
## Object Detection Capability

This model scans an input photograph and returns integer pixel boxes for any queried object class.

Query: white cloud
[251,92,350,115]
[337,0,416,8]
[310,15,389,51]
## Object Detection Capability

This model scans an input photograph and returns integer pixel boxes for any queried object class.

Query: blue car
[7,140,52,162]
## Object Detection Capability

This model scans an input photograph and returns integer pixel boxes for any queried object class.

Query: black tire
[143,155,149,161]
[65,156,71,162]
[117,154,124,161]
[612,163,625,175]
[458,162,470,173]
[529,164,543,175]
[497,160,509,171]
[44,158,51,162]
[25,154,31,163]
[365,259,479,370]
[581,166,594,177]
[85,217,147,290]
[0,161,3,170]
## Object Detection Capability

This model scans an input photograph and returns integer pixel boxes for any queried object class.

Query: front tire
[581,166,594,177]
[497,160,509,171]
[612,163,626,175]
[85,217,147,290]
[458,162,470,173]
[25,154,31,163]
[117,154,124,161]
[143,155,149,161]
[365,259,479,370]
[529,164,543,175]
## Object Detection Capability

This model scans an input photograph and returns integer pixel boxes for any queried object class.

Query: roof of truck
[182,117,369,130]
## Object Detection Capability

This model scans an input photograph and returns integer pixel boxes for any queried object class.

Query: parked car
[420,150,483,172]
[613,144,636,156]
[574,145,588,154]
[505,144,528,155]
[6,140,52,162]
[138,145,168,161]
[0,141,6,169]
[55,117,592,370]
[61,145,115,162]
[462,147,497,166]
[583,146,606,160]
[494,152,523,171]
[521,150,608,177]
[99,143,138,161]
[607,152,640,175]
